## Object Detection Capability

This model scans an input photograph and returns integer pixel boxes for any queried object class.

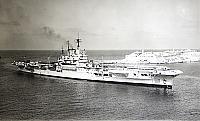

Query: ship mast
[67,40,70,56]
[75,32,81,50]
[61,45,64,55]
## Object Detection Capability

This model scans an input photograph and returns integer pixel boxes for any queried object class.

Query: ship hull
[17,68,173,89]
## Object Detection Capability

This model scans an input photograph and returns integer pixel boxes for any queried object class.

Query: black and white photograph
[0,0,200,120]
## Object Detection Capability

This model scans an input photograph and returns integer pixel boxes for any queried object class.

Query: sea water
[0,50,199,120]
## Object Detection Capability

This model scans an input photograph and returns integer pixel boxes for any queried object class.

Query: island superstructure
[13,35,183,89]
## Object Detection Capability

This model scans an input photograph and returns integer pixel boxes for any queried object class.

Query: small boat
[13,35,183,89]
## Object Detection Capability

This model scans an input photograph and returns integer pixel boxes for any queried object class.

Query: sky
[0,0,199,50]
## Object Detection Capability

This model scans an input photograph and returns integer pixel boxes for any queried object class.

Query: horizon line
[0,48,200,51]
